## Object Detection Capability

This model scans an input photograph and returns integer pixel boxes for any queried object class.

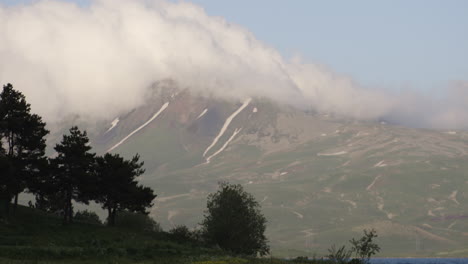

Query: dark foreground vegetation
[0,204,219,263]
[0,204,379,263]
[1,84,380,263]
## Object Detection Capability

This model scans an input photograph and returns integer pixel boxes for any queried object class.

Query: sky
[0,0,467,129]
[188,0,468,92]
[2,0,466,92]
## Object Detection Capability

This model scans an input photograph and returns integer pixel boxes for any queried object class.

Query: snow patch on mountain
[374,160,387,167]
[317,151,347,156]
[107,102,169,152]
[301,229,315,238]
[447,221,457,229]
[205,128,242,163]
[449,190,460,205]
[366,175,382,191]
[203,98,251,157]
[196,108,208,120]
[105,118,120,133]
[292,211,304,219]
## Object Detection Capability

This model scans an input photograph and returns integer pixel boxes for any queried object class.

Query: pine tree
[94,153,156,226]
[50,126,96,224]
[0,83,49,215]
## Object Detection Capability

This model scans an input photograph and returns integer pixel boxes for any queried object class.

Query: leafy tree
[0,83,48,214]
[95,153,156,226]
[49,126,96,224]
[34,190,66,215]
[202,182,269,256]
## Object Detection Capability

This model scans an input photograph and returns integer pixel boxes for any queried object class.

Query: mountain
[57,83,468,257]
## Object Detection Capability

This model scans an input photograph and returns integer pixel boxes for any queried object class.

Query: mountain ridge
[43,84,468,257]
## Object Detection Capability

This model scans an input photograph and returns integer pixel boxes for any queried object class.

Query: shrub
[349,229,380,264]
[113,211,161,232]
[169,225,195,242]
[327,244,353,264]
[74,210,102,225]
[327,229,380,264]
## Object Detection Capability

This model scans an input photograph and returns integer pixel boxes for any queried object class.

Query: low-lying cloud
[0,0,466,129]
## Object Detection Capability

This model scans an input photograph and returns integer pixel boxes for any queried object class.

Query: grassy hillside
[0,205,222,263]
[146,125,468,257]
[133,115,468,256]
[1,205,353,263]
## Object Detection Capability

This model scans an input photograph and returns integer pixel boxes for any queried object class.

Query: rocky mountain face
[72,83,467,257]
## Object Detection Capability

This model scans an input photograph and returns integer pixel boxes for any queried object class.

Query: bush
[113,211,161,232]
[168,225,205,244]
[327,244,353,264]
[327,229,380,264]
[74,210,102,225]
[349,229,380,264]
[169,225,194,242]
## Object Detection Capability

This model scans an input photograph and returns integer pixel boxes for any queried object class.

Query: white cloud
[0,0,467,129]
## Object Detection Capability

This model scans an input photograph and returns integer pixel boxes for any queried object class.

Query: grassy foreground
[0,205,330,264]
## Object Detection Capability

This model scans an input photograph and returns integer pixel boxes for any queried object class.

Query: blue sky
[188,0,468,92]
[2,0,467,92]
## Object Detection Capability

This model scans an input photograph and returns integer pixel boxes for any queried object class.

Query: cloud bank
[0,0,467,129]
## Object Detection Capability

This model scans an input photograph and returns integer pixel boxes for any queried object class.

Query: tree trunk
[62,200,68,224]
[112,208,117,226]
[13,193,18,213]
[107,207,116,226]
[3,199,10,219]
[67,195,73,224]
[63,189,73,224]
[7,196,13,215]
[107,207,112,226]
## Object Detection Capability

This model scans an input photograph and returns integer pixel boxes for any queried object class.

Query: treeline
[0,83,156,225]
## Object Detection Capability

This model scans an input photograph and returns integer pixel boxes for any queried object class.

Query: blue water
[370,258,468,264]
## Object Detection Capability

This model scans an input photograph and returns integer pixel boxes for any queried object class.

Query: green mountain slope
[76,86,468,257]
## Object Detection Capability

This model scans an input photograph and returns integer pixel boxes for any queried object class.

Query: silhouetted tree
[50,126,95,224]
[0,83,49,215]
[202,182,269,256]
[33,182,67,216]
[0,150,14,217]
[95,153,156,226]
